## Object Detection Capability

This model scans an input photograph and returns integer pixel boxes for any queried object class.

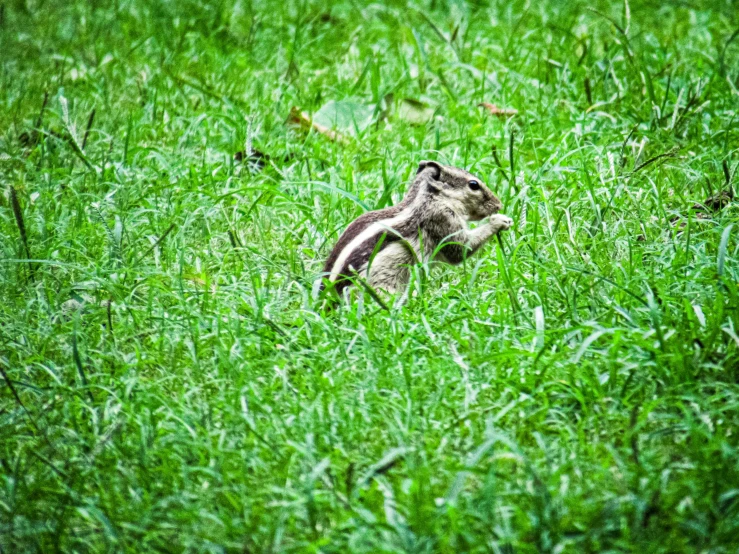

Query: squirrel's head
[416,160,502,221]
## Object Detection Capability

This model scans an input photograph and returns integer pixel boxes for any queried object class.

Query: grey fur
[319,161,513,297]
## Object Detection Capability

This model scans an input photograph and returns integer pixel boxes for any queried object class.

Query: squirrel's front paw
[490,214,513,231]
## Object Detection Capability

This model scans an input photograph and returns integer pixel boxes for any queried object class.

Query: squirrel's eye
[468,180,481,191]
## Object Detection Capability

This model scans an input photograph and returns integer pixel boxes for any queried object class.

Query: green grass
[2,0,739,551]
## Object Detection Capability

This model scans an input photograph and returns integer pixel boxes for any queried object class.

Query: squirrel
[317,160,513,299]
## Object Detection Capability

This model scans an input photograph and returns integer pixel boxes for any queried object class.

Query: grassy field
[2,0,739,551]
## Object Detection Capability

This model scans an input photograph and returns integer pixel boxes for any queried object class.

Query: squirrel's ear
[417,160,442,179]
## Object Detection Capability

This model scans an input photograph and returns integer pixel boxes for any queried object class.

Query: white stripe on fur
[328,199,419,283]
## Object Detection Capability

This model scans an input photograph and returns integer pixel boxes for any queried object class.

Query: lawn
[1,0,739,551]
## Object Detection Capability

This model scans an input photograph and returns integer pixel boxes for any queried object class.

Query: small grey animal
[318,160,513,298]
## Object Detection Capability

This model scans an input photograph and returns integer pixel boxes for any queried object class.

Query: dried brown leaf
[478,103,518,118]
[693,190,734,212]
[670,212,711,230]
[287,107,350,144]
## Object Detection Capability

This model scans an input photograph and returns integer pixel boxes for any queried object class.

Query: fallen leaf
[693,190,733,212]
[288,107,350,144]
[397,98,434,125]
[478,103,518,118]
[313,100,374,136]
[183,274,218,294]
[670,212,711,230]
